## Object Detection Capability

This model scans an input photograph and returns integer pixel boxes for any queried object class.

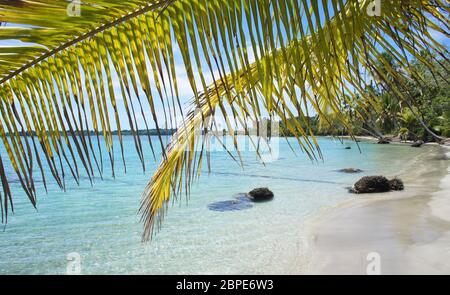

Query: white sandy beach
[303,144,450,275]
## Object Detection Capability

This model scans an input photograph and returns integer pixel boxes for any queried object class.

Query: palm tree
[374,49,448,141]
[0,0,448,240]
[376,93,400,134]
[398,127,409,142]
[398,108,420,141]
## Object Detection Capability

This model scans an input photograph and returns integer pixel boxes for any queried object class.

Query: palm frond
[0,0,448,240]
[139,0,450,240]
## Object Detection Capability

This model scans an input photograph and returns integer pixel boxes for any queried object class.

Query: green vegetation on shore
[281,52,450,142]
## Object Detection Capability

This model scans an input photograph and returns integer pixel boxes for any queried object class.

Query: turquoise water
[0,136,427,274]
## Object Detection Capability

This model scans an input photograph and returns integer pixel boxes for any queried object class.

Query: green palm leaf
[0,0,448,240]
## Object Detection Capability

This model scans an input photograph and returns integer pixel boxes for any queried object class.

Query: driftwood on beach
[411,140,424,147]
[377,138,391,144]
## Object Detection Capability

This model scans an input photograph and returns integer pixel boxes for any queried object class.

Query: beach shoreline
[301,144,450,274]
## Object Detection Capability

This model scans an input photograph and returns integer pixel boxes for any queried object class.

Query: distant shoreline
[3,132,447,147]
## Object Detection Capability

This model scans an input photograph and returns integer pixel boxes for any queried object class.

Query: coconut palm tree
[0,0,448,240]
[398,108,420,140]
[398,127,409,142]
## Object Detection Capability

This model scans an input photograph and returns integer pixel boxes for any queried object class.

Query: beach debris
[208,194,253,212]
[377,138,391,144]
[247,187,274,202]
[388,178,404,191]
[351,176,390,194]
[411,140,424,148]
[337,168,363,174]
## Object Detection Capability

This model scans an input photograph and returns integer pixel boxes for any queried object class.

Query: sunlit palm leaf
[0,0,448,240]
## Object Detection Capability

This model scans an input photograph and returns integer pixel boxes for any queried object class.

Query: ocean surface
[0,136,433,274]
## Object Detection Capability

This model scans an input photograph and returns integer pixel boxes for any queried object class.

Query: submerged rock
[411,140,424,148]
[248,187,274,202]
[351,176,390,194]
[208,196,253,212]
[337,168,363,174]
[389,178,404,191]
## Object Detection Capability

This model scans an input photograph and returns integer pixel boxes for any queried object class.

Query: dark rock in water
[337,168,363,173]
[411,140,424,148]
[352,176,390,194]
[208,197,253,212]
[377,138,391,144]
[389,178,404,191]
[248,187,274,202]
[345,146,352,150]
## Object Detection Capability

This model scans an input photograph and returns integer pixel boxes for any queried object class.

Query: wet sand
[304,144,450,274]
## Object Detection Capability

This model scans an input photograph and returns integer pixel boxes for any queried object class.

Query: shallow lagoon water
[0,136,429,274]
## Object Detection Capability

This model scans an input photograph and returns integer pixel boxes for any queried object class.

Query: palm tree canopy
[0,0,448,240]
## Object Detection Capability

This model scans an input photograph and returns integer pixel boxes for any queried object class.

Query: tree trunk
[404,101,445,142]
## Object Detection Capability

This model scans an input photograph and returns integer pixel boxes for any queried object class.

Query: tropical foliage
[0,0,448,240]
[295,52,450,141]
